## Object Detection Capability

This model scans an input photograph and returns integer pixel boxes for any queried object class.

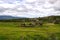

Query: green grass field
[0,22,60,40]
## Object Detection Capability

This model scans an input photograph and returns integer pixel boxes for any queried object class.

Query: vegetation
[0,16,60,40]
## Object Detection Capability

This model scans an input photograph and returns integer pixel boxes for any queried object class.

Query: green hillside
[0,16,60,40]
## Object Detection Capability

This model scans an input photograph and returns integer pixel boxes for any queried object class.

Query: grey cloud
[48,0,57,4]
[54,7,60,11]
[53,0,60,11]
[0,7,6,13]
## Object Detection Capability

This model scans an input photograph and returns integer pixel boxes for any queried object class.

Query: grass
[0,22,60,40]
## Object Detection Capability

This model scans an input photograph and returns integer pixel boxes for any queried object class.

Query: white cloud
[25,0,36,3]
[0,0,60,18]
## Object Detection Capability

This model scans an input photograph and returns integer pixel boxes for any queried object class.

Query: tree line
[0,16,60,27]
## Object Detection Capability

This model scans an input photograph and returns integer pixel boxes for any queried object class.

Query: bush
[20,22,35,27]
[53,20,60,24]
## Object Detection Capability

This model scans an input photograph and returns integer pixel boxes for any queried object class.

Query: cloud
[0,0,60,18]
[53,0,60,11]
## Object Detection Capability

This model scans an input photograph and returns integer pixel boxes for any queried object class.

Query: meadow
[0,16,60,40]
[0,22,60,40]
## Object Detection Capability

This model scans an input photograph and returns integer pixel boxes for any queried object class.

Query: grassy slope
[0,22,60,40]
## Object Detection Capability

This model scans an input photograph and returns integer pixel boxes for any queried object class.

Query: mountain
[0,15,25,20]
[0,15,60,20]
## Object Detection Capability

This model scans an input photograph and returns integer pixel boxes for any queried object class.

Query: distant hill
[0,15,60,22]
[0,15,25,20]
[37,16,60,23]
[41,16,60,20]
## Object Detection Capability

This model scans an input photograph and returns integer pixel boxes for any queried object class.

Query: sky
[0,0,60,18]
